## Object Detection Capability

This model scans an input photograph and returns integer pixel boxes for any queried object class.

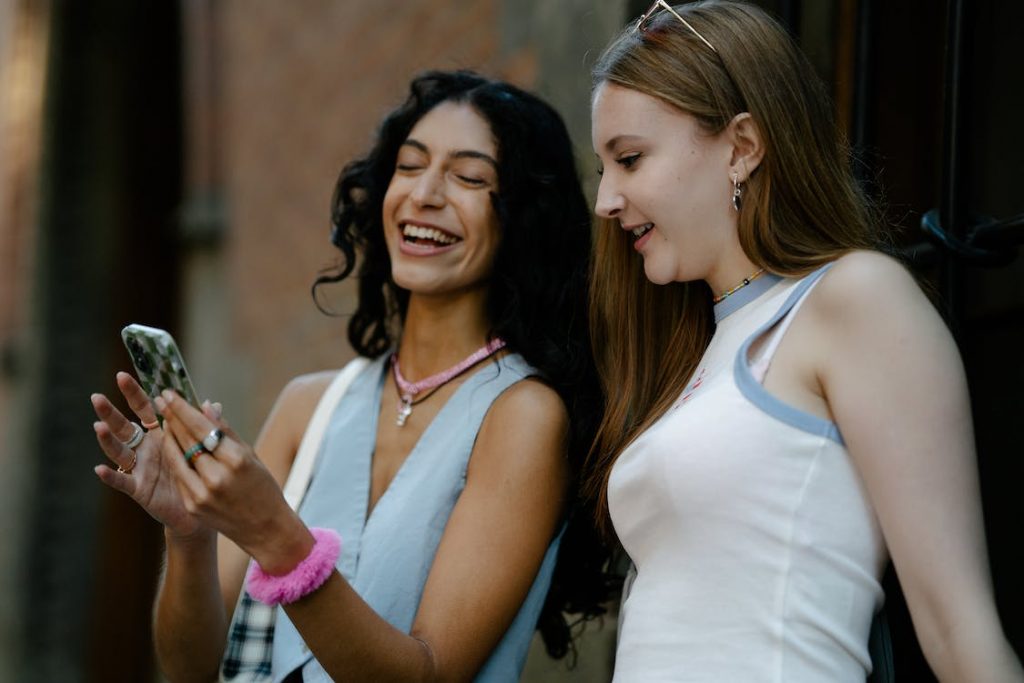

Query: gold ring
[141,418,160,430]
[117,450,137,474]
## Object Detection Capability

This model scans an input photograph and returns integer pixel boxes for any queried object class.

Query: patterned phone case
[120,324,200,408]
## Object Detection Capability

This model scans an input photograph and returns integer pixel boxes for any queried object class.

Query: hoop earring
[731,172,743,212]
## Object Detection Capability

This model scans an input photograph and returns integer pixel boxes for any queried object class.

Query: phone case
[121,324,200,408]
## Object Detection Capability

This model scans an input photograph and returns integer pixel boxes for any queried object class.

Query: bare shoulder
[812,250,922,312]
[807,250,961,398]
[489,376,568,426]
[802,250,941,337]
[255,369,345,479]
[470,377,569,477]
[276,370,338,415]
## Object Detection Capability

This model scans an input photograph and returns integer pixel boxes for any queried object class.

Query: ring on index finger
[122,422,145,450]
[202,428,223,453]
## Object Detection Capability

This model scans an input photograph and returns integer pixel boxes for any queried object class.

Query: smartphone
[121,324,201,408]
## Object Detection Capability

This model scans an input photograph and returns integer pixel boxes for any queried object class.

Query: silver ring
[122,422,145,450]
[202,428,223,453]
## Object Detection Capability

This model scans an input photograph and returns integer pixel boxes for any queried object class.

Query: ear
[726,112,764,181]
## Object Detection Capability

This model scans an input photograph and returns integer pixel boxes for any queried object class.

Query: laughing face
[591,82,735,285]
[382,101,502,298]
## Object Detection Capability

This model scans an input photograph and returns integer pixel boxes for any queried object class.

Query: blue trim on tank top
[714,272,784,323]
[733,263,845,446]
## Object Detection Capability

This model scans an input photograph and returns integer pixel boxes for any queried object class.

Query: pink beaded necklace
[390,337,507,426]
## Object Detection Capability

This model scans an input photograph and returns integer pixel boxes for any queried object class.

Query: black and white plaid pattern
[220,590,275,680]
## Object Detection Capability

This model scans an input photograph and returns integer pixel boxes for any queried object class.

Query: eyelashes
[596,153,642,177]
[617,153,641,169]
[394,165,489,187]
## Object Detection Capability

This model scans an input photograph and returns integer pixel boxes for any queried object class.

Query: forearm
[916,606,1024,682]
[283,572,436,682]
[154,528,230,683]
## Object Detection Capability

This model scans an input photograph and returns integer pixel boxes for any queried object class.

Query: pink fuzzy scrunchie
[246,527,342,606]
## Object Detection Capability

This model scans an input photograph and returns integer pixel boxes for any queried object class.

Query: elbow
[414,636,439,683]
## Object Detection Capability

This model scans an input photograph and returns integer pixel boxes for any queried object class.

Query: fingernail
[212,402,223,418]
[155,396,167,412]
[162,389,174,402]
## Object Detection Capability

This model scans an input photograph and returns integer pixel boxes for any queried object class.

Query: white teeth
[632,223,653,238]
[401,224,459,245]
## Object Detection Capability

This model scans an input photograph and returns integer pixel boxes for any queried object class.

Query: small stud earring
[731,172,743,212]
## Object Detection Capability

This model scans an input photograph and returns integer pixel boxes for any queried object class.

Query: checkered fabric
[219,589,275,681]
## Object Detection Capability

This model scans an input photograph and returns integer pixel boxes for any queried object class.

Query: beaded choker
[712,268,766,304]
[391,338,507,426]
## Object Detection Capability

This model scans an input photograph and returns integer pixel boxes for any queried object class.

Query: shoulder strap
[282,357,370,509]
[748,265,832,383]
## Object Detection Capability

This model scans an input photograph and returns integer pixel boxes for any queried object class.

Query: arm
[811,251,1022,682]
[153,372,334,682]
[158,377,569,682]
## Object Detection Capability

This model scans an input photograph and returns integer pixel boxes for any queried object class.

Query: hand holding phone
[120,324,201,408]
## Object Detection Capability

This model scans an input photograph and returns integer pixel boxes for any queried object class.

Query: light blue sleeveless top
[271,353,563,682]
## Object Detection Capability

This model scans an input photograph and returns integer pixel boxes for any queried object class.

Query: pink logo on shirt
[672,367,707,409]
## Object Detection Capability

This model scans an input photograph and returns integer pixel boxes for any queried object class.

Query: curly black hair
[313,70,616,659]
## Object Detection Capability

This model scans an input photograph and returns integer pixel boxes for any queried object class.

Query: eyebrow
[603,134,646,152]
[402,139,498,169]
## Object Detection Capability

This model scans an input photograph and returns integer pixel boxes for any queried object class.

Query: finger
[160,425,210,499]
[202,400,222,421]
[94,463,138,496]
[117,371,160,427]
[201,402,242,445]
[91,393,143,445]
[93,421,140,478]
[161,390,222,455]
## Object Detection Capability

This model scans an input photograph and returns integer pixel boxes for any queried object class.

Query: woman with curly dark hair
[91,70,608,681]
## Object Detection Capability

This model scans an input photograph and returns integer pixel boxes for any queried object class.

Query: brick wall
[184,0,524,436]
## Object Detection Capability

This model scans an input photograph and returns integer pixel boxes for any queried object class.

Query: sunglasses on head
[636,1,718,53]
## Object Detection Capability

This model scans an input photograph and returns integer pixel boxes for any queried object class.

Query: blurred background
[0,0,1020,681]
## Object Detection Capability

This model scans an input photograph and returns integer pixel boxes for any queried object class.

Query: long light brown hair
[585,0,882,535]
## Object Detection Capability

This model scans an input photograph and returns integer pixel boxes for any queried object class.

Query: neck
[397,289,492,380]
[704,246,760,298]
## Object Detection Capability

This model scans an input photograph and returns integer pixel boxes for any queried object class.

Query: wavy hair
[585,1,883,534]
[313,70,612,658]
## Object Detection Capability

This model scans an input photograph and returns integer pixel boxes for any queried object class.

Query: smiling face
[591,81,735,285]
[382,101,502,299]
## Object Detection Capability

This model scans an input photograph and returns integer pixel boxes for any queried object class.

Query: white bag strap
[282,357,369,510]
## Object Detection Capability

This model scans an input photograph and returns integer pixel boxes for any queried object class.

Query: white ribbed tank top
[608,266,887,682]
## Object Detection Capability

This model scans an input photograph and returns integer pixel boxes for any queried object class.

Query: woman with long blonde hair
[587,1,1022,680]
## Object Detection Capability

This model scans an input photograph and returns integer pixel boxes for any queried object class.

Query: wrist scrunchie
[246,527,342,606]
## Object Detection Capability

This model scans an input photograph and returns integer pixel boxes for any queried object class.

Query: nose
[410,167,446,209]
[594,174,623,219]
